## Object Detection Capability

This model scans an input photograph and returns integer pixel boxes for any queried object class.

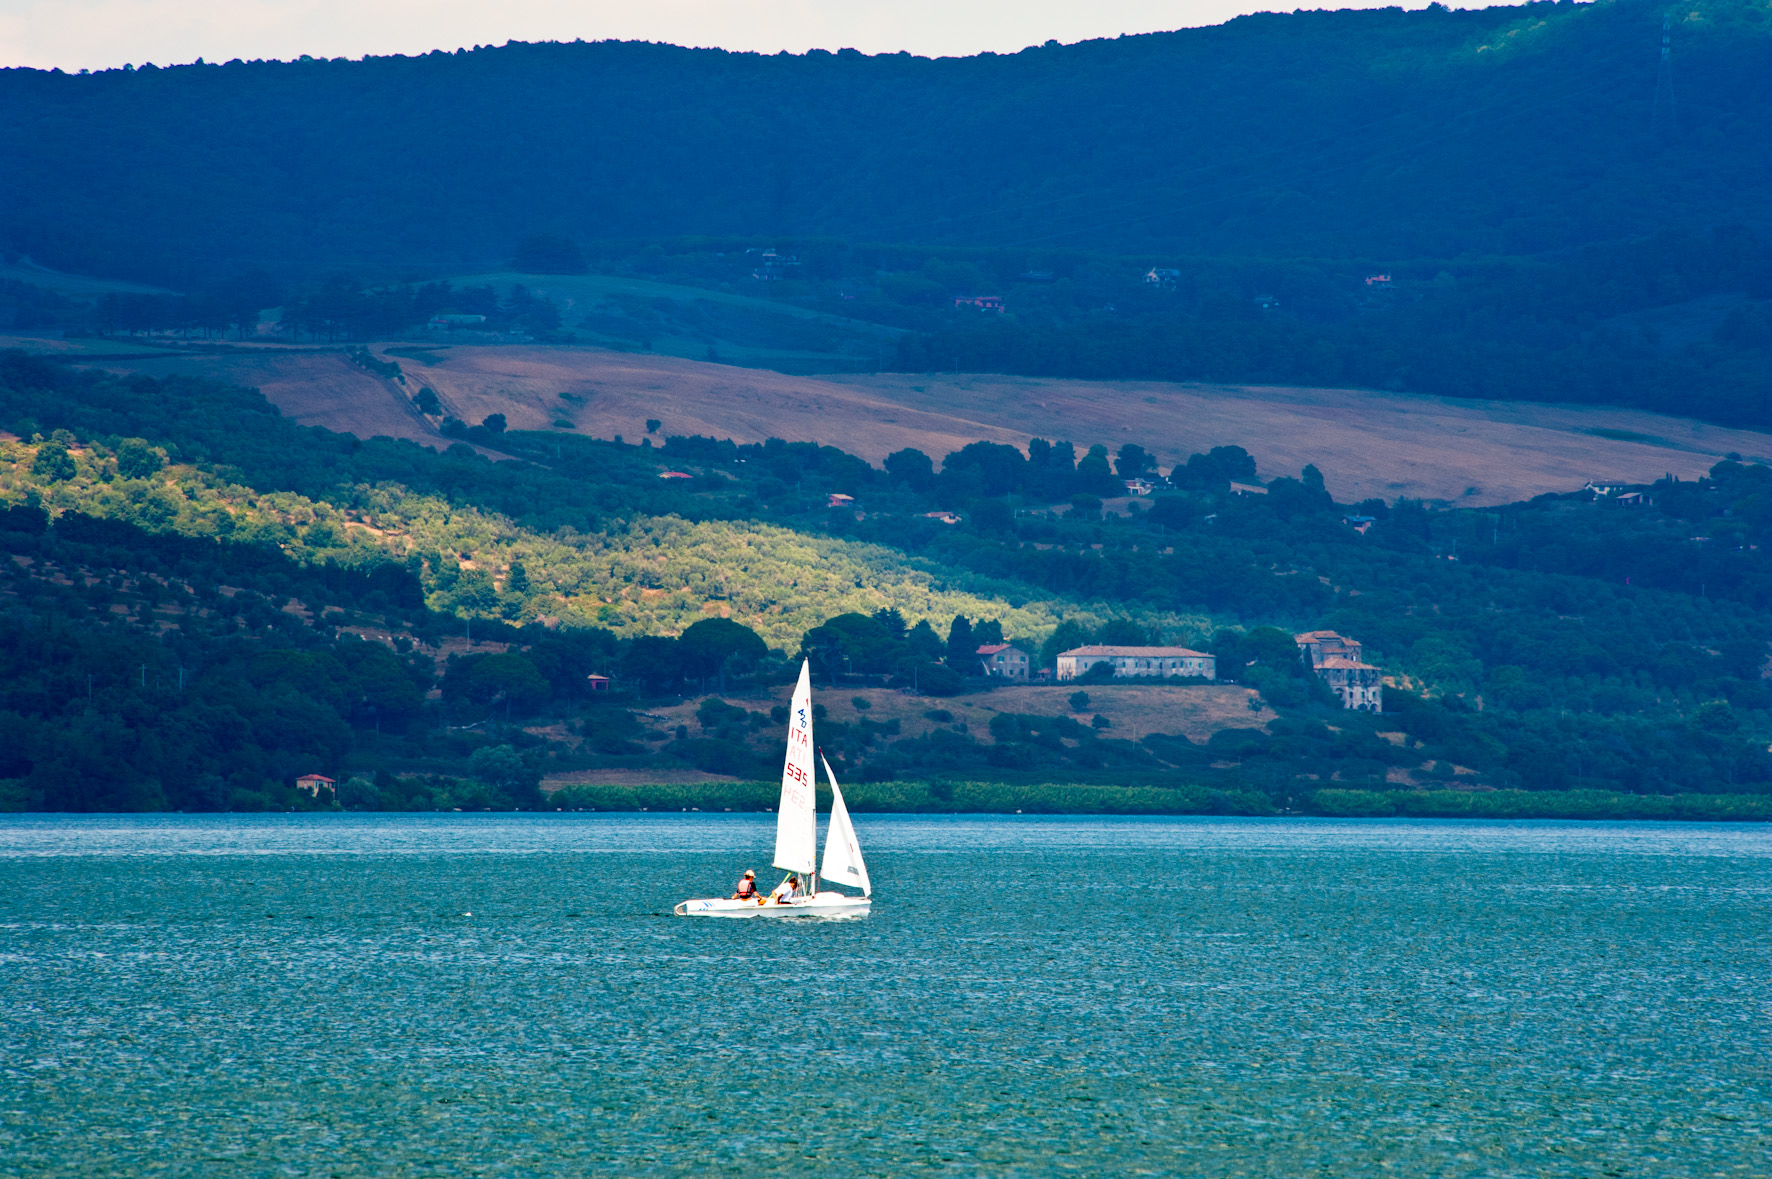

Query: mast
[772,660,818,876]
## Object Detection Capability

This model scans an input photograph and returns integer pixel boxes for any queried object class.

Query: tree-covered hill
[5,347,1772,813]
[2,0,1766,283]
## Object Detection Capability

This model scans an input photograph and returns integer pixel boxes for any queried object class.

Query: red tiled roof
[1059,646,1209,658]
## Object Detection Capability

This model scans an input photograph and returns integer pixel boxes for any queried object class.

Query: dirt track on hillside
[73,341,1772,505]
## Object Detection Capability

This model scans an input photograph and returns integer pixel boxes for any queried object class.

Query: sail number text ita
[789,727,810,747]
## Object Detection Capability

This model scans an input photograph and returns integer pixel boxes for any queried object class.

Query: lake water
[2,815,1768,1177]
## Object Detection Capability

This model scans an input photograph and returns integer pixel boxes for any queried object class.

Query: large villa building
[1056,646,1216,681]
[1295,630,1383,711]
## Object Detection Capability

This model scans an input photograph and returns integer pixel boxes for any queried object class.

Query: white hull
[674,892,871,919]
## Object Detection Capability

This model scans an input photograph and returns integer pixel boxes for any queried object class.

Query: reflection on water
[2,815,1767,1176]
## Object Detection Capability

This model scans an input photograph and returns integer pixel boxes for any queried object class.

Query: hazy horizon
[4,0,1499,72]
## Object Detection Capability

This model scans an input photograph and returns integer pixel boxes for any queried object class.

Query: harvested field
[645,681,1272,746]
[42,337,1772,506]
[54,344,507,455]
[829,372,1772,506]
[378,344,1027,463]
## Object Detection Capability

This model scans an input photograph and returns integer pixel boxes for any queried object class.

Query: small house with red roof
[294,773,336,797]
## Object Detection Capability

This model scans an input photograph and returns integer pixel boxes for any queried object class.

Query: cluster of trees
[0,506,435,810]
[92,271,283,339]
[892,228,1772,432]
[0,279,83,330]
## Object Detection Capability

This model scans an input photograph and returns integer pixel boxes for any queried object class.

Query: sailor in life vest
[730,869,758,900]
[767,874,800,904]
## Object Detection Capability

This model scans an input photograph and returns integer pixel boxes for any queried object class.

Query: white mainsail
[772,660,818,874]
[819,753,871,897]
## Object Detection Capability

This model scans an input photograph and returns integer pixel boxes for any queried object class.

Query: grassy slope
[0,432,1206,651]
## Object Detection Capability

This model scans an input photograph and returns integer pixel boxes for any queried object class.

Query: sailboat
[674,660,873,918]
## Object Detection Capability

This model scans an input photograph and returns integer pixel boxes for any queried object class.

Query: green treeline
[545,781,1772,821]
[1309,788,1772,822]
[894,227,1772,430]
[549,779,1275,816]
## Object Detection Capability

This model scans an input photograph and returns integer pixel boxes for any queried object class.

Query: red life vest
[735,878,756,897]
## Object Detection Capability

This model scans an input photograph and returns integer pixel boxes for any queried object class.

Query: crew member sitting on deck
[731,869,758,900]
[767,874,800,904]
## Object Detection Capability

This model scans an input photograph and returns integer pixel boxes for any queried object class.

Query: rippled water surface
[2,814,1768,1177]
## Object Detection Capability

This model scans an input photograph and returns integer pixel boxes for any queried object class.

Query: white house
[977,643,1032,681]
[1055,646,1215,681]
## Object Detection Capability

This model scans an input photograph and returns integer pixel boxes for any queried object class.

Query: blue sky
[3,0,1480,71]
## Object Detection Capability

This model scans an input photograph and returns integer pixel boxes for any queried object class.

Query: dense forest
[2,0,1766,281]
[2,350,1771,814]
[4,0,1768,427]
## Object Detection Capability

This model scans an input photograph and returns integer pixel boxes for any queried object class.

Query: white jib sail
[819,753,871,897]
[773,659,818,874]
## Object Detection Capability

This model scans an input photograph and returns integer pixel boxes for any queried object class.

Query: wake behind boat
[674,660,872,919]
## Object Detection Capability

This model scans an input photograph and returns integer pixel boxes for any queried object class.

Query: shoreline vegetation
[539,781,1772,822]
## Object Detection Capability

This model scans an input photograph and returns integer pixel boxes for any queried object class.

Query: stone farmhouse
[1056,646,1216,681]
[977,643,1032,681]
[1294,630,1382,711]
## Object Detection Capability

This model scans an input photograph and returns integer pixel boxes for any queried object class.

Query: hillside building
[977,643,1032,681]
[1294,630,1382,711]
[295,773,336,797]
[1056,646,1215,681]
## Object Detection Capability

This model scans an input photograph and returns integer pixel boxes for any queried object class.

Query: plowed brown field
[60,339,1772,505]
